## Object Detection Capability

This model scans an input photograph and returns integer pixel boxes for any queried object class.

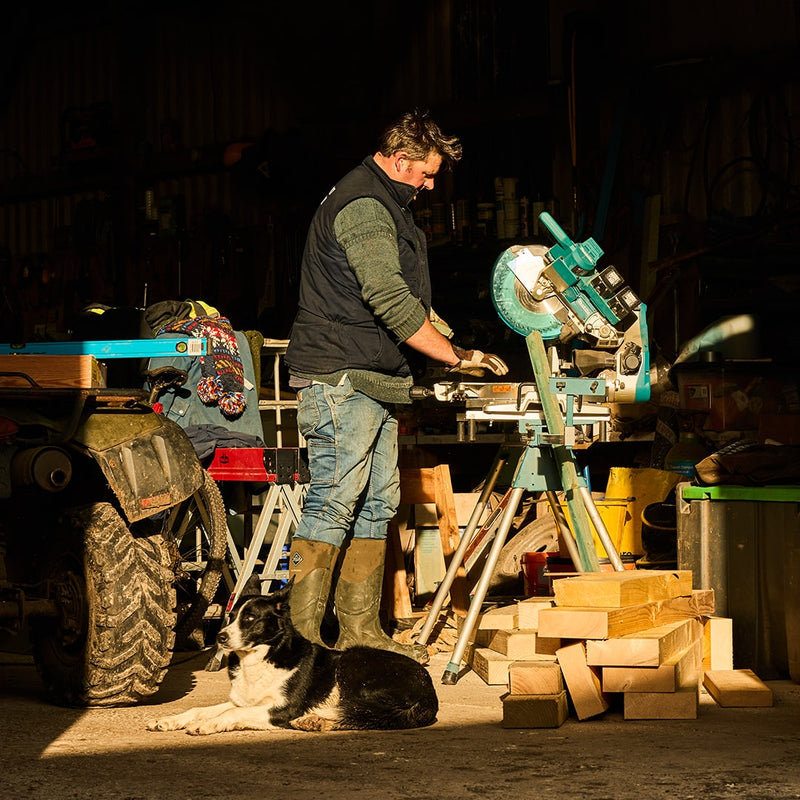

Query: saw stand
[416,331,625,685]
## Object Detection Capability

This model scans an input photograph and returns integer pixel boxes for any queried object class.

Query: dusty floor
[2,646,800,800]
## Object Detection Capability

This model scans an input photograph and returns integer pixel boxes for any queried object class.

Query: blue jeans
[293,376,400,547]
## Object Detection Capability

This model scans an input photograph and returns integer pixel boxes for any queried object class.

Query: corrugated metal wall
[0,11,288,260]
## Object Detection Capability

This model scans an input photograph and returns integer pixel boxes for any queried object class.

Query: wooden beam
[516,597,555,629]
[702,616,734,671]
[703,669,774,707]
[509,661,565,695]
[538,590,715,640]
[602,641,702,693]
[556,641,610,720]
[552,570,693,608]
[470,647,516,685]
[585,619,701,667]
[485,628,561,659]
[501,691,569,728]
[624,686,699,720]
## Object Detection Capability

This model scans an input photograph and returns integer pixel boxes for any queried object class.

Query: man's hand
[448,345,509,378]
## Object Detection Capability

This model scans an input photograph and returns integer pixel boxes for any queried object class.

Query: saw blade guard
[490,244,564,338]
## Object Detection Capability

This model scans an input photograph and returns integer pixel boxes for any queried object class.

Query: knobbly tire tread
[31,502,176,707]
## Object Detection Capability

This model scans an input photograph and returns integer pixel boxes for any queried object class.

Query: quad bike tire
[166,469,228,648]
[30,502,176,707]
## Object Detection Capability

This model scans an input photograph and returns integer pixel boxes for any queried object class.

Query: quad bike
[0,369,228,707]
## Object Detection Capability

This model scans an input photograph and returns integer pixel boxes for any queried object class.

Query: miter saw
[415,212,653,684]
[422,210,650,431]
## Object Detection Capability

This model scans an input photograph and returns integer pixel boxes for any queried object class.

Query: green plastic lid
[680,484,800,502]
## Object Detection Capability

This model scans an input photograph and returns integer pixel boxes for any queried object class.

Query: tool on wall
[414,212,651,684]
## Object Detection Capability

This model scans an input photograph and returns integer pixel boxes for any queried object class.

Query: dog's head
[215,580,294,653]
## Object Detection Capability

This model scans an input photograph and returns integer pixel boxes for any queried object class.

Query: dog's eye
[242,614,255,623]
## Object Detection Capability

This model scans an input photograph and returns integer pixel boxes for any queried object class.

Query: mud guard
[73,407,204,523]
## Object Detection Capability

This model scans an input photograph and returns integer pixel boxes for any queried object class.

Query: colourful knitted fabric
[160,315,247,418]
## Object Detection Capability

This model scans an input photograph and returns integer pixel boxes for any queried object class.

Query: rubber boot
[287,539,339,646]
[334,538,429,665]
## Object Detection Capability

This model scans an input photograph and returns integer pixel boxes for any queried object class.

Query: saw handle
[408,386,432,401]
[539,211,572,248]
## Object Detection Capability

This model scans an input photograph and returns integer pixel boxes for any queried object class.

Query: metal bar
[526,331,601,571]
[545,489,586,572]
[578,485,625,571]
[415,448,512,647]
[442,487,525,684]
[0,338,207,358]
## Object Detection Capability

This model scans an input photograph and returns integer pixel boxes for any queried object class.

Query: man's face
[393,151,443,194]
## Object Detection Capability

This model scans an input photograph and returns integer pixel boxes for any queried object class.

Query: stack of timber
[467,570,772,726]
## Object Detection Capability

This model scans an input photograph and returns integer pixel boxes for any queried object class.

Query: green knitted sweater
[291,197,428,405]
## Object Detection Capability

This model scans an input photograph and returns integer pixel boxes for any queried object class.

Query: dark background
[1,0,798,372]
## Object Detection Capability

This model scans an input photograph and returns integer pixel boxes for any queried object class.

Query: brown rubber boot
[287,539,339,646]
[333,538,429,664]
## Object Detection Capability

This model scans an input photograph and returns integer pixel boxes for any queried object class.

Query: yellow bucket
[556,467,681,559]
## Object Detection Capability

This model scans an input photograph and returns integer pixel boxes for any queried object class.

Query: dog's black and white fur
[146,581,438,735]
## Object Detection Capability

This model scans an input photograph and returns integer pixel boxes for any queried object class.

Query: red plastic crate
[207,448,268,481]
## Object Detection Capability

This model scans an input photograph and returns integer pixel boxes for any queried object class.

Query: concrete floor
[2,647,800,800]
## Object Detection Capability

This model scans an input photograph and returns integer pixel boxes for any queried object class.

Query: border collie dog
[146,581,438,735]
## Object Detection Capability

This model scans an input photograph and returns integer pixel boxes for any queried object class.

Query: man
[284,109,508,663]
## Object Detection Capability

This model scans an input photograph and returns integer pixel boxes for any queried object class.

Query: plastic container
[522,551,550,596]
[664,431,708,478]
[677,482,800,680]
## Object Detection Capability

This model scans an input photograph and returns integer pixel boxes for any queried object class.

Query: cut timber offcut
[552,570,693,608]
[703,669,773,707]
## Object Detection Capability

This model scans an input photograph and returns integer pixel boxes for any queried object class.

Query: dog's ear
[269,578,294,612]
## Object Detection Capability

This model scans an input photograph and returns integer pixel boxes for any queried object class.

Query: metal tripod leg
[441,486,525,684]
[545,490,587,572]
[415,448,511,648]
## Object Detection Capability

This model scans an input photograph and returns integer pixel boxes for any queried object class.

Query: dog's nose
[216,630,229,646]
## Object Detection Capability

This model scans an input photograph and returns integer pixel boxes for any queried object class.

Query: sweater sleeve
[334,197,427,342]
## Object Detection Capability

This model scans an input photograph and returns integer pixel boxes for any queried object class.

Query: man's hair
[377,108,463,170]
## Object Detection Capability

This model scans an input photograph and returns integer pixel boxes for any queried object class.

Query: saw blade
[490,245,564,338]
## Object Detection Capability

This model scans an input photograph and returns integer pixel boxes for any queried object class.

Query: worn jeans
[293,376,400,547]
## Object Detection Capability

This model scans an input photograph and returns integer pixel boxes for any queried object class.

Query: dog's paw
[290,713,336,732]
[185,721,226,736]
[146,716,185,732]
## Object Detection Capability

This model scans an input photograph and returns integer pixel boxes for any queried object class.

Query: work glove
[448,345,509,378]
[429,308,454,339]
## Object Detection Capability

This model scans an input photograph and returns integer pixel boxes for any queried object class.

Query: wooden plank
[384,520,413,620]
[397,466,468,614]
[556,641,610,720]
[469,604,519,631]
[602,641,702,693]
[509,661,564,695]
[585,619,701,667]
[703,669,774,707]
[486,629,562,659]
[623,686,699,720]
[0,355,106,388]
[432,464,469,614]
[552,570,693,608]
[702,616,734,671]
[501,691,569,728]
[538,590,715,640]
[470,647,515,685]
[516,597,554,629]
